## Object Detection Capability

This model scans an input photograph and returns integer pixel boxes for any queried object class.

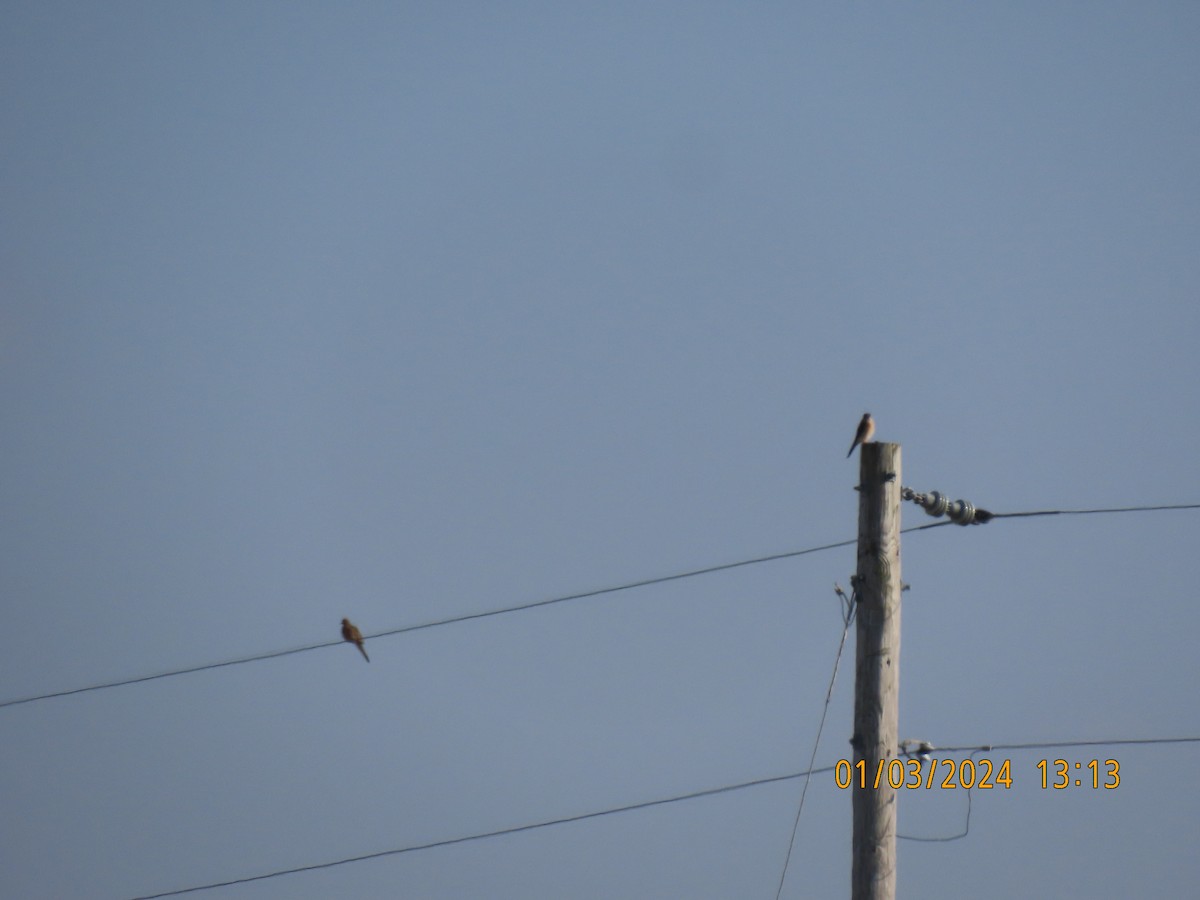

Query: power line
[369,537,859,641]
[896,747,988,844]
[929,735,1200,754]
[126,734,1200,899]
[895,736,1200,843]
[991,502,1200,519]
[126,767,832,900]
[5,501,1196,710]
[0,538,857,710]
[0,642,336,709]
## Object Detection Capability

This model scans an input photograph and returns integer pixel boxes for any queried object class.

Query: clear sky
[2,3,1198,898]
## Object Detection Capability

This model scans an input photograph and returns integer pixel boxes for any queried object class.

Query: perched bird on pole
[341,618,370,662]
[846,413,875,458]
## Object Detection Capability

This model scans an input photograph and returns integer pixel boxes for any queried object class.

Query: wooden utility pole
[851,442,902,900]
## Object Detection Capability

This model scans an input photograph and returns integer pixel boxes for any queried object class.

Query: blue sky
[2,3,1198,898]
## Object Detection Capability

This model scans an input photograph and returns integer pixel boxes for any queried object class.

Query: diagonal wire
[6,501,1194,710]
[127,765,834,900]
[774,587,855,900]
[125,735,1200,897]
[0,539,857,710]
[370,539,859,641]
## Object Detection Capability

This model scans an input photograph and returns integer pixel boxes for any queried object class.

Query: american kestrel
[341,618,370,662]
[846,413,874,458]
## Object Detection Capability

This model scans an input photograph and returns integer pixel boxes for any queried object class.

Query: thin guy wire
[774,590,854,900]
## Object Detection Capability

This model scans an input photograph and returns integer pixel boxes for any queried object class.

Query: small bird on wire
[341,618,370,662]
[846,413,875,458]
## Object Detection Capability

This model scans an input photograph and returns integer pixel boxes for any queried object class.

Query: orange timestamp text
[835,758,1012,790]
[834,757,1122,790]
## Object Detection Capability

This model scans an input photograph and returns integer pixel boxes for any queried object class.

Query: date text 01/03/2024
[833,758,1121,790]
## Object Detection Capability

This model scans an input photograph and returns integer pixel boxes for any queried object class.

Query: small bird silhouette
[341,618,369,662]
[846,413,875,458]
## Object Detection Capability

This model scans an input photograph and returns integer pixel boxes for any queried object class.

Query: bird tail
[358,644,370,663]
